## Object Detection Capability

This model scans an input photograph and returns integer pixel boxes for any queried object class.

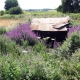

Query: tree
[9,6,23,14]
[57,0,80,13]
[4,0,18,10]
[73,0,80,13]
[61,0,74,13]
[57,5,63,12]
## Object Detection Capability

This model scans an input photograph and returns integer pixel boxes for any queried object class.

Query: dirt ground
[0,19,26,27]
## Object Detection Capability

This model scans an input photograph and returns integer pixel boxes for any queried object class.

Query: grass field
[0,19,26,27]
[0,11,80,27]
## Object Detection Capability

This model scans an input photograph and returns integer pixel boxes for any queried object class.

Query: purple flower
[6,22,38,46]
[68,25,80,37]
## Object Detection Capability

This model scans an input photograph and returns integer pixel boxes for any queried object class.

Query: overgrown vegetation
[0,35,21,55]
[0,27,6,34]
[0,10,4,16]
[0,9,80,79]
[0,20,80,79]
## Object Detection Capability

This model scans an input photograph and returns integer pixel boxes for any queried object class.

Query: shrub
[5,10,10,14]
[0,27,6,35]
[0,10,4,16]
[6,22,37,46]
[33,41,46,53]
[57,32,80,58]
[0,46,80,80]
[30,64,47,80]
[0,55,25,80]
[69,32,80,53]
[55,25,80,58]
[68,26,80,54]
[9,6,23,15]
[0,35,21,55]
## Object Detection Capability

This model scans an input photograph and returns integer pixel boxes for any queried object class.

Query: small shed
[30,16,70,47]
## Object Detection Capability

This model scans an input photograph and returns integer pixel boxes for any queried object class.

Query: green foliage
[0,52,62,80]
[21,40,29,49]
[58,0,80,13]
[69,32,80,53]
[72,49,80,63]
[0,10,80,80]
[9,6,23,15]
[0,10,4,16]
[4,0,18,10]
[0,54,26,80]
[4,0,23,15]
[0,11,79,25]
[0,27,6,35]
[57,32,80,58]
[5,10,10,14]
[33,41,46,53]
[30,64,47,80]
[57,5,63,12]
[0,35,21,55]
[0,41,80,79]
[0,14,25,19]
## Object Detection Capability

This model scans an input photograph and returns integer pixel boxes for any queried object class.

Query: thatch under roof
[30,16,70,31]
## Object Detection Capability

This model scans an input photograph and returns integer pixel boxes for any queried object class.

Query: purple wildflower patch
[6,22,37,46]
[68,25,80,37]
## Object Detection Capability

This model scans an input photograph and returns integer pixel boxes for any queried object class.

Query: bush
[9,6,23,15]
[33,41,46,53]
[0,54,26,80]
[0,52,62,80]
[57,32,80,58]
[0,27,6,35]
[0,45,80,80]
[69,32,80,53]
[6,22,37,46]
[0,35,21,55]
[0,10,4,16]
[5,10,10,14]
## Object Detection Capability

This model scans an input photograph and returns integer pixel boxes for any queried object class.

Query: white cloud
[0,0,61,10]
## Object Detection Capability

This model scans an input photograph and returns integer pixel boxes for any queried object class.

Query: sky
[0,0,61,10]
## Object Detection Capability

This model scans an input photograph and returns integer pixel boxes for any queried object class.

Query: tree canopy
[4,0,18,10]
[57,0,80,13]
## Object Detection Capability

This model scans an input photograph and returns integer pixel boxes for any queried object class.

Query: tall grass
[0,35,21,55]
[0,27,6,35]
[0,46,80,80]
